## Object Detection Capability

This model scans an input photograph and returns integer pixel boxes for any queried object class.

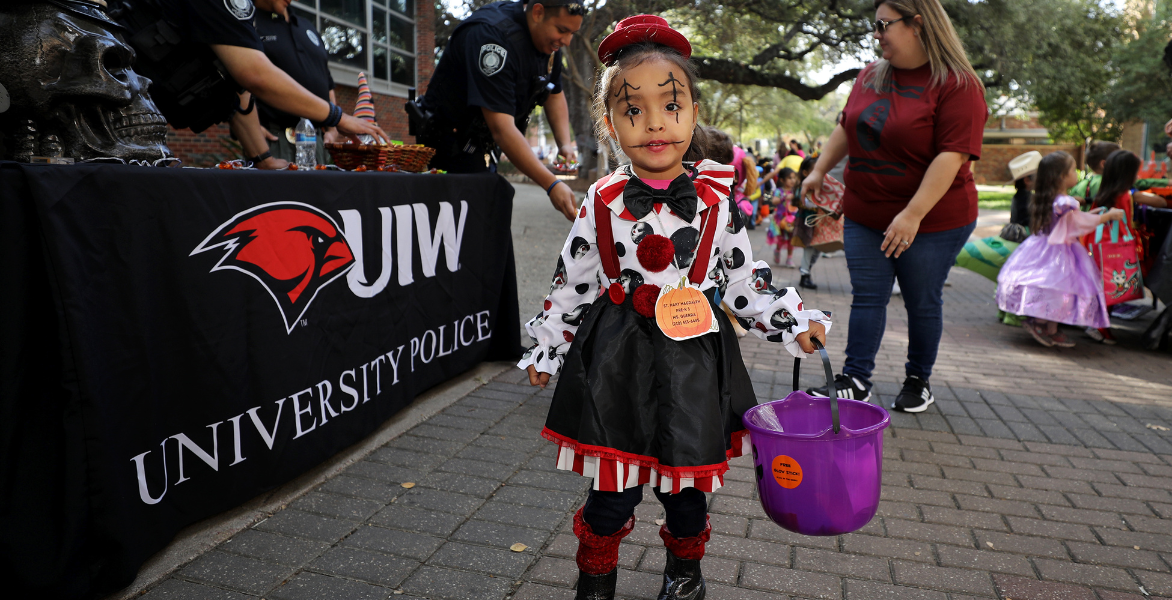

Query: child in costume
[997,151,1123,348]
[766,167,800,267]
[518,16,831,600]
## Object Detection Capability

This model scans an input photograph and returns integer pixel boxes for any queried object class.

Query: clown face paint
[605,58,698,181]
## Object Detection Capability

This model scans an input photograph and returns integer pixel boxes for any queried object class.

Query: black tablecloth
[0,163,521,598]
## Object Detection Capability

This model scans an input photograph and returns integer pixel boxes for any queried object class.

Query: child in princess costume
[518,16,832,600]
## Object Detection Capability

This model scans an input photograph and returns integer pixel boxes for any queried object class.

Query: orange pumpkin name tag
[655,278,719,341]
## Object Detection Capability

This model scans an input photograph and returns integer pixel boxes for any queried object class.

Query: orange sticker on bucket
[772,455,803,489]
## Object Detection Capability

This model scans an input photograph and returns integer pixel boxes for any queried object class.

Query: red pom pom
[636,234,674,272]
[633,284,661,318]
[563,330,575,342]
[544,299,552,311]
[608,282,626,304]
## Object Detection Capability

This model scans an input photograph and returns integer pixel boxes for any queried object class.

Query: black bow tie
[622,173,699,222]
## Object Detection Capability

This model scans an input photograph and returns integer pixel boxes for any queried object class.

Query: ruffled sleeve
[715,205,832,357]
[1048,195,1101,244]
[517,186,601,376]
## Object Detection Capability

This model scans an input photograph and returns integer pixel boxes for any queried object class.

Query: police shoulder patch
[479,44,507,77]
[224,0,256,21]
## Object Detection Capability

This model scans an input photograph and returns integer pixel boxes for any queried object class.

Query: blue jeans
[842,217,975,388]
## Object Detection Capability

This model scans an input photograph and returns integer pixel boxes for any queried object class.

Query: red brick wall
[167,0,435,167]
[975,144,1084,185]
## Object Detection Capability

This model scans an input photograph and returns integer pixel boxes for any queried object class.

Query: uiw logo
[192,201,467,332]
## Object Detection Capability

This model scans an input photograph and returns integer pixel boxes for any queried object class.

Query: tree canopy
[433,0,1172,162]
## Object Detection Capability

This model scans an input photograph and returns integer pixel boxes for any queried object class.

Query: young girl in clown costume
[518,16,831,600]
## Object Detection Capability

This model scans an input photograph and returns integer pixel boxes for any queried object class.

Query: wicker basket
[325,143,388,171]
[389,144,436,172]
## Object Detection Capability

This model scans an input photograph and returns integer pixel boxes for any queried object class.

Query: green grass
[978,191,1014,210]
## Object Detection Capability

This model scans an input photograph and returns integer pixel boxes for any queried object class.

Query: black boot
[799,274,818,290]
[576,569,617,600]
[1142,306,1172,350]
[658,551,705,600]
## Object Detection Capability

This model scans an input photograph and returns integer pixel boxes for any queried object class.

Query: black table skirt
[0,163,521,598]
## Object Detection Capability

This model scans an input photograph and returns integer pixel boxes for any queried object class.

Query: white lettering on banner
[393,204,415,286]
[339,207,393,297]
[128,311,494,504]
[386,345,405,385]
[338,201,468,296]
[130,440,169,505]
[227,414,247,466]
[339,370,359,411]
[317,380,338,425]
[413,201,468,277]
[170,422,222,484]
[291,388,316,438]
[370,355,386,395]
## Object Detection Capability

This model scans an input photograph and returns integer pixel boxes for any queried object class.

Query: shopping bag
[1091,219,1145,306]
[804,211,844,252]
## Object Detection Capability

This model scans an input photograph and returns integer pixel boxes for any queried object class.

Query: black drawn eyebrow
[659,72,686,122]
[614,79,641,127]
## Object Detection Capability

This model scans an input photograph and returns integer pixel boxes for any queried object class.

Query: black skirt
[542,289,758,493]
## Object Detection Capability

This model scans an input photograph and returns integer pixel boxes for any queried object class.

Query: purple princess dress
[996,195,1109,328]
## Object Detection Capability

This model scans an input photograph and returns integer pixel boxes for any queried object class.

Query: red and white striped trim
[593,160,735,223]
[544,427,752,494]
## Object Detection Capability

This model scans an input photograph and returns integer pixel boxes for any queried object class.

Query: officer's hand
[324,129,341,144]
[549,181,577,221]
[337,113,390,144]
[257,156,290,170]
[263,129,279,142]
[559,145,578,165]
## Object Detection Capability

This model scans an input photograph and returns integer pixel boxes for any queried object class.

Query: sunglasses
[873,16,910,34]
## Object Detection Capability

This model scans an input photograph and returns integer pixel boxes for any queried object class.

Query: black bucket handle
[791,338,839,434]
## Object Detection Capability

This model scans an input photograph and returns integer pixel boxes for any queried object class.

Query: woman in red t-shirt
[801,0,987,413]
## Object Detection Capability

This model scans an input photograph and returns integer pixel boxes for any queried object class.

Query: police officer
[109,0,385,149]
[413,0,583,220]
[245,0,338,167]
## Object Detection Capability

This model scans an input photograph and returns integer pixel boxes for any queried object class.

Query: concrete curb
[103,360,512,600]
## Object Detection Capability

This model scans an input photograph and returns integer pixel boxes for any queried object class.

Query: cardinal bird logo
[191,202,356,333]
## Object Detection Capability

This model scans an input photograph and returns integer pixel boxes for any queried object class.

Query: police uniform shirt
[155,0,264,50]
[426,0,562,129]
[254,10,335,129]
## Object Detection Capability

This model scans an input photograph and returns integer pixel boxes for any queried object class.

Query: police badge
[224,0,255,20]
[479,44,507,77]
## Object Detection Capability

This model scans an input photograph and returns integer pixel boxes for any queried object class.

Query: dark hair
[1093,149,1141,210]
[526,1,585,18]
[1029,151,1075,234]
[593,42,706,166]
[777,167,797,185]
[702,126,734,164]
[1014,177,1031,192]
[798,156,818,178]
[1085,141,1121,172]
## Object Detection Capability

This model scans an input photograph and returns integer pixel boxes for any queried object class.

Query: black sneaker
[806,374,872,402]
[799,274,818,290]
[891,376,934,413]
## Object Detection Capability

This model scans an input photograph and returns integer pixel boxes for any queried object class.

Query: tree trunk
[563,35,601,184]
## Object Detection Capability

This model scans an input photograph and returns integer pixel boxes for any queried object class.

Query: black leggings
[582,485,708,537]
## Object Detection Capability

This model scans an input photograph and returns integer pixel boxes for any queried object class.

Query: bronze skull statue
[0,0,172,163]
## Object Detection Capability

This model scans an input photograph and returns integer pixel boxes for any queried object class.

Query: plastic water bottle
[294,118,316,170]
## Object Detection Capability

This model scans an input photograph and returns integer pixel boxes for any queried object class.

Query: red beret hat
[597,15,691,67]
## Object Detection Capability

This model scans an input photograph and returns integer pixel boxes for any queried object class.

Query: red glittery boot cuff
[574,507,635,575]
[659,519,712,561]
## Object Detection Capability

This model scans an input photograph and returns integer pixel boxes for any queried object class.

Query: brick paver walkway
[135,188,1172,600]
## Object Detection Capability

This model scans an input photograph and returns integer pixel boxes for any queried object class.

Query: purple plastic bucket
[741,342,890,536]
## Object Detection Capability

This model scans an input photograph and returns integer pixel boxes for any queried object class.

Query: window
[292,1,416,90]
